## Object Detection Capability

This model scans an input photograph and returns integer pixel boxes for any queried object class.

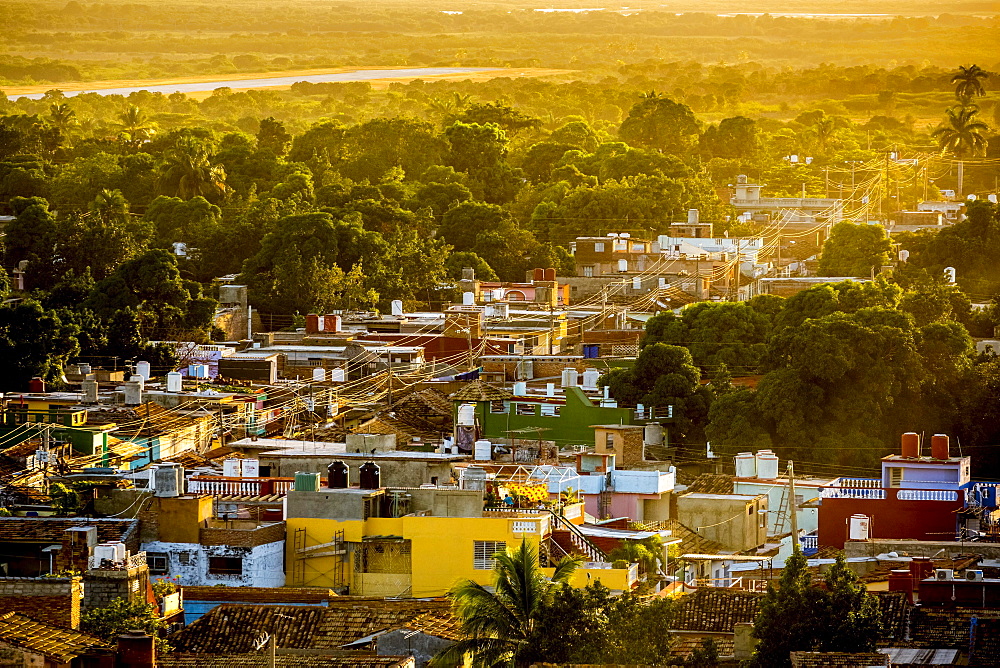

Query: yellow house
[285,486,636,598]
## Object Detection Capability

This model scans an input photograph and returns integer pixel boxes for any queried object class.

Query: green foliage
[619,96,700,154]
[751,551,880,667]
[819,222,893,277]
[0,299,80,391]
[81,597,168,654]
[430,539,581,668]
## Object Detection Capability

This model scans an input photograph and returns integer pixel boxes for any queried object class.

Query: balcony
[188,476,294,496]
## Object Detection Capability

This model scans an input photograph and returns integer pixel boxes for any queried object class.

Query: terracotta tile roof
[449,380,512,403]
[169,605,328,653]
[668,635,735,659]
[874,591,911,642]
[181,587,337,604]
[790,651,889,667]
[907,607,1000,649]
[168,600,454,654]
[0,612,107,662]
[0,517,137,543]
[969,617,1000,665]
[159,653,413,668]
[401,611,463,642]
[671,588,764,633]
[684,474,734,495]
[663,519,728,556]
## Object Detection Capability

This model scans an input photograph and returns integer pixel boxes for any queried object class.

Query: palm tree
[607,535,666,578]
[431,539,581,667]
[932,105,989,196]
[48,102,77,142]
[157,136,228,201]
[951,64,989,102]
[116,105,157,149]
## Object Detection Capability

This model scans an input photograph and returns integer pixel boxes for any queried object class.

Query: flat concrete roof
[681,493,760,501]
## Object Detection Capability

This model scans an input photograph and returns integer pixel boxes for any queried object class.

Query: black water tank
[327,461,349,489]
[359,461,381,490]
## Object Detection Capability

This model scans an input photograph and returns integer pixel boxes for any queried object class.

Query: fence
[188,476,295,496]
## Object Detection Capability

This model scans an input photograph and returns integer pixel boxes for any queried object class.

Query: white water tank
[124,380,143,406]
[391,299,404,316]
[643,423,663,447]
[688,208,700,224]
[735,452,756,478]
[82,379,98,404]
[242,459,259,477]
[462,465,488,491]
[474,440,492,461]
[79,363,91,374]
[153,463,183,497]
[848,514,871,541]
[223,459,241,477]
[330,368,346,382]
[92,541,126,567]
[129,374,144,393]
[462,292,475,306]
[513,382,527,396]
[457,403,477,426]
[546,383,555,397]
[312,367,326,382]
[582,368,601,390]
[561,368,579,388]
[617,259,628,272]
[755,450,779,480]
[136,361,151,381]
[632,276,642,290]
[166,372,183,392]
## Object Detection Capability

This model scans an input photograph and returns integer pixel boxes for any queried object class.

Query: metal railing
[485,506,607,562]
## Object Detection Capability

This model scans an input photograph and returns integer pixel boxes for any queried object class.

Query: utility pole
[548,299,555,355]
[788,460,798,550]
[386,352,393,409]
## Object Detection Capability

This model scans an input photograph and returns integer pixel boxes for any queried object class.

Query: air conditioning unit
[935,568,954,581]
[966,570,985,582]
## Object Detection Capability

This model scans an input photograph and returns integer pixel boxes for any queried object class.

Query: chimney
[57,526,97,572]
[116,630,156,668]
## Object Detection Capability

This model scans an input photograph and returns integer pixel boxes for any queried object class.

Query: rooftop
[0,612,107,663]
[0,517,137,544]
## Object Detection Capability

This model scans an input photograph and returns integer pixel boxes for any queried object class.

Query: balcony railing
[820,487,886,500]
[188,476,294,496]
[897,489,959,502]
[835,477,882,488]
[820,486,962,502]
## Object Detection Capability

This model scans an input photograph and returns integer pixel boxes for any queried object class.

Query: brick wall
[621,430,645,467]
[82,565,150,614]
[0,577,82,629]
[199,522,285,548]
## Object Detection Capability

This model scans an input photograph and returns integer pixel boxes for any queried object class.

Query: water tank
[632,276,642,290]
[223,459,241,477]
[82,379,99,404]
[359,462,381,490]
[474,440,492,461]
[136,361,151,381]
[28,377,45,393]
[391,299,404,316]
[581,368,601,390]
[166,372,183,392]
[294,471,320,492]
[312,367,326,382]
[735,452,756,478]
[324,314,342,332]
[561,368,579,388]
[153,463,183,497]
[643,423,663,447]
[327,461,349,488]
[93,542,126,567]
[124,380,143,406]
[688,208,700,224]
[543,267,556,282]
[546,383,555,397]
[847,514,870,541]
[79,363,91,374]
[944,267,956,284]
[755,450,779,480]
[513,382,527,396]
[931,433,950,460]
[242,459,259,477]
[462,291,475,306]
[901,432,920,458]
[617,259,628,272]
[462,465,488,491]
[457,403,477,426]
[533,268,544,281]
[330,368,346,382]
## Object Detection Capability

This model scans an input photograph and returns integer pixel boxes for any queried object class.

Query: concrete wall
[286,488,484,521]
[817,489,964,549]
[377,630,453,668]
[260,455,455,488]
[843,539,1000,560]
[676,494,768,551]
[735,480,820,537]
[140,540,285,587]
[82,565,150,613]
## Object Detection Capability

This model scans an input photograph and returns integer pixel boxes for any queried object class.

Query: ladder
[772,486,789,536]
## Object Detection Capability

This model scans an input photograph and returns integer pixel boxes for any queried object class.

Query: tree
[751,549,823,668]
[932,105,988,195]
[820,555,882,653]
[818,222,892,277]
[444,121,522,203]
[0,300,80,391]
[157,136,227,201]
[951,64,989,102]
[256,116,292,156]
[430,539,581,667]
[116,105,156,149]
[445,252,499,281]
[619,97,700,154]
[81,597,168,653]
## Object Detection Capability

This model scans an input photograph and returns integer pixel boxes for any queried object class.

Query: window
[889,467,903,488]
[516,403,536,416]
[582,265,594,278]
[490,400,506,414]
[594,242,605,253]
[208,556,243,576]
[178,552,193,565]
[605,433,616,450]
[474,541,507,570]
[146,553,168,575]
